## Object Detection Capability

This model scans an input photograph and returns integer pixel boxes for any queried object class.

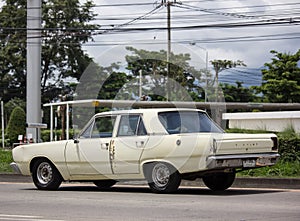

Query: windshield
[158,111,223,134]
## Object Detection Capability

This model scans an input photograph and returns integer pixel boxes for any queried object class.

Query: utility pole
[162,0,176,100]
[27,0,42,142]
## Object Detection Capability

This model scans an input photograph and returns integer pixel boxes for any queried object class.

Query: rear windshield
[158,111,223,134]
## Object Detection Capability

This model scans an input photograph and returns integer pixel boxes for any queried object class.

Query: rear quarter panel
[140,133,214,174]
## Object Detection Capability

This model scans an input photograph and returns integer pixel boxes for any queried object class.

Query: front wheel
[32,159,62,190]
[145,162,181,193]
[202,171,236,191]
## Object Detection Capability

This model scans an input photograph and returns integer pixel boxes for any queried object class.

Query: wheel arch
[141,160,181,178]
[30,157,65,181]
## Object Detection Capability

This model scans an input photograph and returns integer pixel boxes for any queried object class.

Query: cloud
[85,0,299,73]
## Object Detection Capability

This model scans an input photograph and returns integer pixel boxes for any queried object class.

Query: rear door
[111,114,149,174]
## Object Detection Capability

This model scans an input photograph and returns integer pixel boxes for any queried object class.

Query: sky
[83,0,300,85]
[0,0,299,86]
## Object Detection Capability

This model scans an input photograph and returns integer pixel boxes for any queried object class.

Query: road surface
[0,182,299,221]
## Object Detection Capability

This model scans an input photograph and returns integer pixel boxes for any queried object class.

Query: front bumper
[206,153,280,169]
[10,162,22,174]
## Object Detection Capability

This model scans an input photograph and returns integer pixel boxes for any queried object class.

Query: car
[11,108,280,193]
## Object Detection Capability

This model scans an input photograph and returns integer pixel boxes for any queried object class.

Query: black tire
[93,180,117,189]
[144,162,181,193]
[203,172,236,191]
[32,159,62,190]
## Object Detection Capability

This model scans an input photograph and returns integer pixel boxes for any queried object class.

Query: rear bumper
[206,153,280,169]
[10,162,22,174]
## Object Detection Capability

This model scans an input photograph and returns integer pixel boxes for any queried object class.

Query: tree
[210,59,246,102]
[0,0,98,103]
[125,47,203,101]
[5,106,26,146]
[4,98,26,126]
[254,50,300,103]
[221,81,257,103]
[0,0,27,102]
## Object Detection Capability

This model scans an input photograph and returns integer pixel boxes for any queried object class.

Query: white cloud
[85,0,299,73]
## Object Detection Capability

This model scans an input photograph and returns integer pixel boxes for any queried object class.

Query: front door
[65,115,116,176]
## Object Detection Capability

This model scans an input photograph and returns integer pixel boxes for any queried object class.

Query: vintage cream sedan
[11,108,279,193]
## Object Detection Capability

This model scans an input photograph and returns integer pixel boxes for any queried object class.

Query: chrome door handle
[136,141,145,148]
[101,143,109,150]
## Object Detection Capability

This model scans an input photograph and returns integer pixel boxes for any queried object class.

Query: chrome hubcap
[37,162,53,185]
[152,163,170,187]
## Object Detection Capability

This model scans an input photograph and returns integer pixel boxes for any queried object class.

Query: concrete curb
[1,174,300,189]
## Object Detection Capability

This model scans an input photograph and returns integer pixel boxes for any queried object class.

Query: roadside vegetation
[0,148,13,173]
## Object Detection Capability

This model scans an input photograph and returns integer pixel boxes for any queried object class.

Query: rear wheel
[93,180,117,189]
[32,159,62,190]
[145,162,181,193]
[203,171,236,191]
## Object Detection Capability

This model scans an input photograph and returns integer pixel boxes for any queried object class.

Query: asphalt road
[0,182,299,221]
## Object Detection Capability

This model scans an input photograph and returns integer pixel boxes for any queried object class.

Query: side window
[137,119,147,136]
[91,116,116,138]
[80,121,94,138]
[118,115,147,136]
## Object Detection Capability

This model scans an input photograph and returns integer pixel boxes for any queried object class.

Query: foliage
[253,50,300,103]
[41,129,76,142]
[221,81,257,102]
[210,59,246,79]
[277,130,300,162]
[4,98,26,123]
[0,0,98,103]
[98,71,133,100]
[0,137,10,148]
[5,106,26,146]
[125,47,204,101]
[208,59,246,102]
[238,160,300,178]
[225,128,271,134]
[0,148,13,173]
[0,0,27,102]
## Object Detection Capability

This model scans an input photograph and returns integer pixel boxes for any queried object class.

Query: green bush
[277,132,300,162]
[5,106,26,146]
[41,129,76,142]
[0,148,13,173]
[238,161,300,178]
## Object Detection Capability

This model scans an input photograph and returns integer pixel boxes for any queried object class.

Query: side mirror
[73,125,79,144]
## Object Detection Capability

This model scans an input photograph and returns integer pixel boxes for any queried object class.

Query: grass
[237,160,300,178]
[0,148,13,173]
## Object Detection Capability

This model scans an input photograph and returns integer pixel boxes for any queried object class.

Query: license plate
[243,159,256,167]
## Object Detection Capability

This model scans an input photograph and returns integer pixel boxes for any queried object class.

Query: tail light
[271,137,278,151]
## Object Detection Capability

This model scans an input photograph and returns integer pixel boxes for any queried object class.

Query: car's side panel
[12,141,69,179]
[65,137,113,178]
[140,134,212,174]
[112,136,149,174]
